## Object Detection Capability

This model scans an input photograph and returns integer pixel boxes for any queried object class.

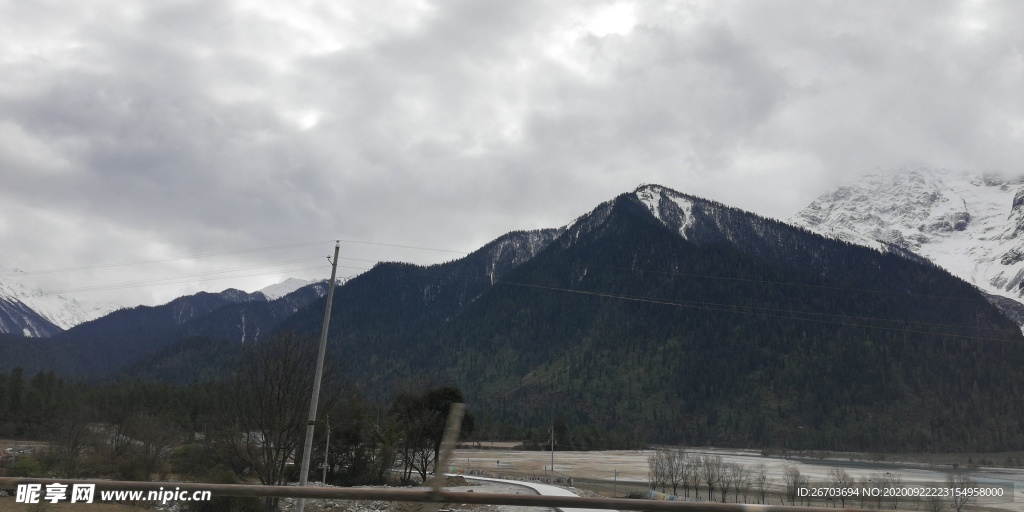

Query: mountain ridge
[0,265,118,335]
[5,183,1024,451]
[791,168,1024,327]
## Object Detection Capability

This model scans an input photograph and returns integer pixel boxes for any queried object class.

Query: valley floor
[450,448,1024,512]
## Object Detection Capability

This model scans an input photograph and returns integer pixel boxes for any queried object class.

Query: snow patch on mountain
[791,168,1024,307]
[0,265,119,333]
[633,184,700,240]
[482,230,562,284]
[258,278,312,300]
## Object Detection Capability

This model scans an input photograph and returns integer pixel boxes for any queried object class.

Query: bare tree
[871,472,887,510]
[856,475,871,509]
[392,392,436,484]
[689,455,704,499]
[702,455,723,501]
[674,451,693,498]
[647,450,664,491]
[216,333,325,511]
[753,463,771,504]
[731,463,751,503]
[42,406,93,478]
[784,465,804,506]
[828,467,854,508]
[884,472,904,510]
[666,449,682,496]
[131,413,182,481]
[947,471,976,512]
[719,462,735,503]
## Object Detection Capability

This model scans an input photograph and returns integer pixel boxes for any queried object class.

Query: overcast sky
[2,0,1023,308]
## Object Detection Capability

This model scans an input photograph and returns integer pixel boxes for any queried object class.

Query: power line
[355,263,1023,343]
[3,241,336,277]
[487,279,1022,343]
[568,262,995,304]
[1,238,469,278]
[334,238,468,255]
[54,267,349,294]
[50,257,327,293]
[14,237,1020,342]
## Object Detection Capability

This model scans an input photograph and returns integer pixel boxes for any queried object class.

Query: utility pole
[550,421,554,474]
[296,241,340,512]
[322,414,331,484]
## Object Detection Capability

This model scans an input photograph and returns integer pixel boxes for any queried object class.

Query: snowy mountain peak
[258,278,313,300]
[634,184,696,239]
[0,264,119,334]
[791,168,1024,307]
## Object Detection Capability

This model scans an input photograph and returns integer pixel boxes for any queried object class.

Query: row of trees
[1,334,473,512]
[647,448,980,511]
[647,450,770,503]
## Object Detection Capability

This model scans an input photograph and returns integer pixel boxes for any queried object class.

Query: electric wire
[568,262,996,304]
[50,257,327,293]
[10,238,1021,342]
[354,263,1024,343]
[53,267,342,293]
[50,255,1014,342]
[0,238,468,278]
[3,237,1000,308]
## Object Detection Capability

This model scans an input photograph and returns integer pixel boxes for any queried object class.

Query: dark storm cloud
[1,0,1022,305]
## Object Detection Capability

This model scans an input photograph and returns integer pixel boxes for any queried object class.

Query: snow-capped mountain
[258,278,313,300]
[791,168,1024,319]
[0,265,119,335]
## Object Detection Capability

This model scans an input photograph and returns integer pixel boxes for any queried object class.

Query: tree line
[0,333,473,512]
[646,447,980,511]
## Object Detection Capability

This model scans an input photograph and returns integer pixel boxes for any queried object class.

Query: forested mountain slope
[279,185,1024,451]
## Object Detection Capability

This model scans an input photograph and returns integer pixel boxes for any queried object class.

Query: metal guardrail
[0,476,862,512]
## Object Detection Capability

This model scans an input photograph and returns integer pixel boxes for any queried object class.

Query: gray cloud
[1,0,1022,306]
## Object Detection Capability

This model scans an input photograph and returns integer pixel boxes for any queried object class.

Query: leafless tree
[214,333,326,511]
[884,472,904,510]
[702,455,723,501]
[719,462,737,503]
[784,465,805,506]
[675,454,700,497]
[647,450,664,491]
[856,475,871,509]
[871,471,887,510]
[666,449,683,495]
[947,471,976,512]
[731,463,751,503]
[42,407,93,478]
[689,454,703,498]
[131,413,182,481]
[828,467,854,508]
[753,463,771,504]
[673,450,693,498]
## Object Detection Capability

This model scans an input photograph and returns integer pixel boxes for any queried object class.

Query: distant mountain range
[4,182,1024,451]
[0,271,312,338]
[0,278,325,375]
[0,266,118,336]
[792,168,1024,326]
